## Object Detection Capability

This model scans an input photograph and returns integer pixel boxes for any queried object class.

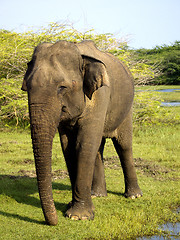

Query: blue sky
[1,0,180,49]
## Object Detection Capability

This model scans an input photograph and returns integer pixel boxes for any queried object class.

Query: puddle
[156,89,180,93]
[135,88,180,93]
[157,88,180,106]
[136,88,180,107]
[161,102,180,107]
[137,222,180,240]
[137,208,180,240]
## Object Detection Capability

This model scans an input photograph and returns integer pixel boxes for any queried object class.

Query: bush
[133,91,180,127]
[0,78,29,127]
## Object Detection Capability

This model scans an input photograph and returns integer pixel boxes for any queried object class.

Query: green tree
[134,41,180,85]
[162,50,180,84]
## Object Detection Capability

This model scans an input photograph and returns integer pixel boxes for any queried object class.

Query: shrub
[0,78,29,127]
[133,91,180,127]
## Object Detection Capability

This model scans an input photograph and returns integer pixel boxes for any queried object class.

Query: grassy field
[0,86,180,240]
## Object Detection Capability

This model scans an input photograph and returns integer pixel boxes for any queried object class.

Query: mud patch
[134,158,178,181]
[23,159,34,164]
[104,156,179,181]
[52,169,69,180]
[0,169,69,180]
[104,156,120,169]
[7,158,34,165]
[18,169,36,178]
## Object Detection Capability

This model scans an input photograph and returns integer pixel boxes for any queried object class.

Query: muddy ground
[1,156,179,182]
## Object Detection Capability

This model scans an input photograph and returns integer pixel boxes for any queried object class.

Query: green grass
[0,85,180,239]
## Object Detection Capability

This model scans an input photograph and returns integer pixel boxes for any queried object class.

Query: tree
[134,41,180,85]
[162,50,180,84]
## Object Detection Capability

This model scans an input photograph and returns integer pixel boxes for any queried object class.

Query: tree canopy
[135,41,180,85]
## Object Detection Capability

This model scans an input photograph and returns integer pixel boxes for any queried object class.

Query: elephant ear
[76,41,105,64]
[76,41,109,99]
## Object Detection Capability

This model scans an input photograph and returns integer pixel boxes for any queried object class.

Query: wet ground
[161,102,180,106]
[137,208,180,239]
[138,88,180,107]
[137,222,180,240]
[158,88,180,106]
[156,89,180,93]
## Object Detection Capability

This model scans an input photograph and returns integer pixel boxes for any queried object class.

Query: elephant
[22,40,142,225]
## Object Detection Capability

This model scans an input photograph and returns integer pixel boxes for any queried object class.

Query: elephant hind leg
[91,138,107,197]
[112,111,142,199]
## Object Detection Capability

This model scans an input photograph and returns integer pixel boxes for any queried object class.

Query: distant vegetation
[135,41,180,85]
[0,22,179,127]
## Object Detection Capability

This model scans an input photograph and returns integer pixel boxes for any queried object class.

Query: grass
[0,85,180,239]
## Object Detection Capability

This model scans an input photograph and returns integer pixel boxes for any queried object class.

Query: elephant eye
[57,86,67,94]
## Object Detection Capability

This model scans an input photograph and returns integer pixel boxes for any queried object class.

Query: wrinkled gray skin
[22,40,142,225]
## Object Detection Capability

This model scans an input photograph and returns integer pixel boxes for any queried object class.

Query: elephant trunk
[29,104,58,225]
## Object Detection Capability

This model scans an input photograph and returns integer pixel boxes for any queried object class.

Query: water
[159,88,180,106]
[137,208,180,240]
[156,88,180,107]
[137,222,180,240]
[156,88,180,93]
[161,102,180,107]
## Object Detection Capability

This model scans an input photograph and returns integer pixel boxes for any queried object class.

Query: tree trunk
[29,104,58,225]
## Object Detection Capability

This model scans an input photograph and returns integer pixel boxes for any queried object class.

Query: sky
[1,0,180,49]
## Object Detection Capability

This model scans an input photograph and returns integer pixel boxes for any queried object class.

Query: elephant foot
[124,189,143,199]
[91,189,107,198]
[65,201,94,220]
[124,179,143,199]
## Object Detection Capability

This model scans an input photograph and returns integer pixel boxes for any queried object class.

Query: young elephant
[22,40,142,225]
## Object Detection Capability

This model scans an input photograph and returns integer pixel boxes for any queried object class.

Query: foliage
[133,91,163,125]
[111,49,160,85]
[162,50,180,84]
[135,41,180,85]
[133,89,180,127]
[0,78,29,127]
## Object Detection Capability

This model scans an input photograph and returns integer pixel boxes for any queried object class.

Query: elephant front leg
[65,86,110,220]
[65,123,105,220]
[91,138,107,197]
[59,128,78,200]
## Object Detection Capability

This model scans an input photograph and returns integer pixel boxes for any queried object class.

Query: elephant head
[22,40,109,225]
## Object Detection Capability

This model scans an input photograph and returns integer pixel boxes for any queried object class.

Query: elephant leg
[58,127,77,198]
[65,86,110,220]
[112,110,142,199]
[65,126,103,220]
[91,138,107,197]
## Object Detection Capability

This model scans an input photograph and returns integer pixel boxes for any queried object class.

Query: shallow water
[156,88,180,93]
[137,208,180,240]
[137,222,180,240]
[157,88,180,106]
[161,102,180,107]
